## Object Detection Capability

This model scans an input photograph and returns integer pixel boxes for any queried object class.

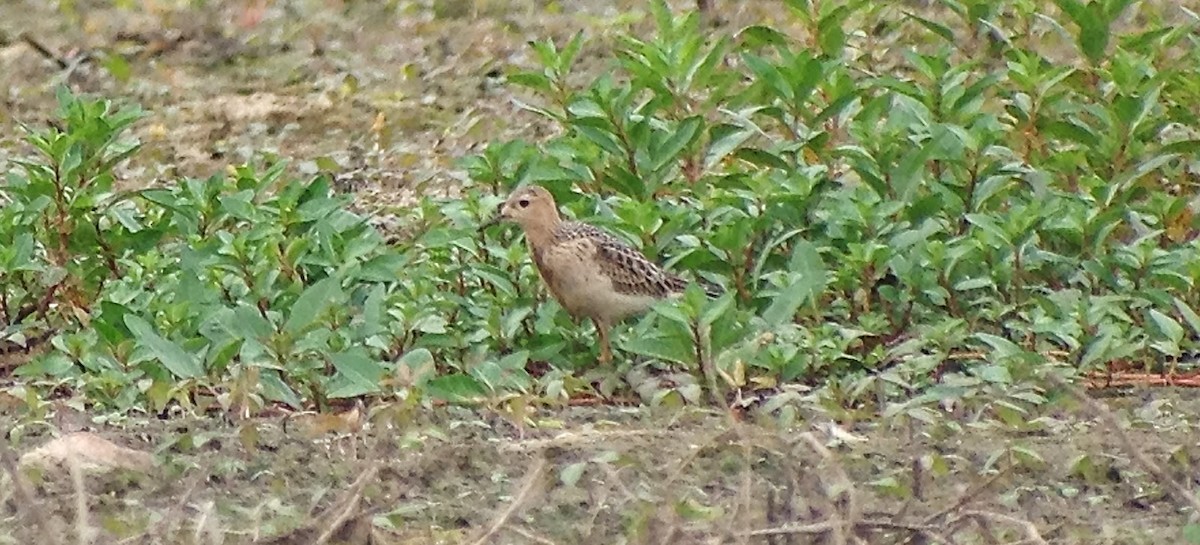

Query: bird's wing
[553,222,689,298]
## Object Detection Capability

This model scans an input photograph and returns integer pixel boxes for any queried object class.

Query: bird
[480,185,721,365]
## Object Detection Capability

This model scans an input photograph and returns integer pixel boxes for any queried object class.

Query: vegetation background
[1,0,1199,543]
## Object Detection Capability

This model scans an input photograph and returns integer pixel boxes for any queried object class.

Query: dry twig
[962,511,1048,545]
[498,429,683,454]
[313,464,380,545]
[1047,372,1200,514]
[508,524,559,545]
[744,518,958,545]
[0,437,58,544]
[746,519,839,537]
[922,463,1014,526]
[799,432,861,545]
[469,455,549,545]
[69,458,90,545]
[18,32,69,69]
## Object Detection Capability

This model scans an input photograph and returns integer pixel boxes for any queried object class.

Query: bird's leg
[595,318,612,366]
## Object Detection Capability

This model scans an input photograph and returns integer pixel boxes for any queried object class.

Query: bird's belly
[546,263,656,323]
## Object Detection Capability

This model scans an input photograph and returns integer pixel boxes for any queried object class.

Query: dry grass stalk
[468,455,549,545]
[1047,372,1200,514]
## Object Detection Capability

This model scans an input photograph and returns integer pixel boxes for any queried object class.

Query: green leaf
[501,307,534,340]
[700,292,736,328]
[283,276,343,335]
[742,54,792,102]
[623,332,696,365]
[560,461,587,487]
[1183,523,1200,544]
[232,304,274,340]
[975,333,1024,361]
[259,369,303,409]
[425,374,487,404]
[95,301,133,346]
[650,116,703,174]
[1041,120,1100,147]
[573,124,625,157]
[975,364,1012,384]
[218,190,258,220]
[14,352,75,377]
[1161,139,1200,156]
[101,52,132,83]
[558,32,585,74]
[705,124,754,169]
[473,350,532,392]
[413,315,448,334]
[125,315,203,379]
[109,206,144,232]
[1173,298,1200,337]
[904,12,955,43]
[652,301,693,328]
[954,277,994,291]
[738,25,789,48]
[816,5,852,54]
[675,497,722,521]
[327,349,385,398]
[397,348,436,385]
[506,71,553,94]
[762,241,826,326]
[1054,0,1110,64]
[734,147,791,170]
[1149,309,1184,344]
[964,213,1013,246]
[761,277,805,327]
[360,284,386,337]
[1009,445,1044,466]
[355,253,410,282]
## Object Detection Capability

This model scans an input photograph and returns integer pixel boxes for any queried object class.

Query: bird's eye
[518,199,531,208]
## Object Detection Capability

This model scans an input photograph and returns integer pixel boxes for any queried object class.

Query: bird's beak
[479,215,501,232]
[478,204,506,232]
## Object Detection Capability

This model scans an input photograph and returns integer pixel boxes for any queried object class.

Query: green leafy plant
[468,0,1200,412]
[5,0,1200,419]
[3,88,145,351]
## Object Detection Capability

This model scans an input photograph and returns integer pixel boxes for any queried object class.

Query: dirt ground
[2,1,1199,543]
[2,391,1198,544]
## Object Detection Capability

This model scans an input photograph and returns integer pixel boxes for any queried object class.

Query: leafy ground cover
[2,0,1200,543]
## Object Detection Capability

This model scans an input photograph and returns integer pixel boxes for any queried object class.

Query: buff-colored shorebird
[481,185,721,364]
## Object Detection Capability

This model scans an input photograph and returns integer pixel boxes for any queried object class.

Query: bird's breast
[533,244,656,322]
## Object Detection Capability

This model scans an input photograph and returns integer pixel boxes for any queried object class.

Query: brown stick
[799,432,861,545]
[962,511,1048,545]
[0,437,58,544]
[18,32,69,69]
[744,519,958,545]
[922,463,1013,525]
[469,456,549,545]
[312,464,379,545]
[1046,372,1200,514]
[69,457,90,545]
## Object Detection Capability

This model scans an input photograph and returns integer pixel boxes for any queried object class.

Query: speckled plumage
[484,185,721,364]
[552,221,690,297]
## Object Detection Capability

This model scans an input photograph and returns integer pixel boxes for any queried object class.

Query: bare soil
[1,1,1199,544]
[3,392,1198,544]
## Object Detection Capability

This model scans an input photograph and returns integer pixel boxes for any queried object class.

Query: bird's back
[557,221,690,297]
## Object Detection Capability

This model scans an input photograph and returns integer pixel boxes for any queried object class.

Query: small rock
[19,432,156,475]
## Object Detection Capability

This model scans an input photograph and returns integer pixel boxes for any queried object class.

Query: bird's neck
[520,210,562,249]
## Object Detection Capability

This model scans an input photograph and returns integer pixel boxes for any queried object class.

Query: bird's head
[480,185,561,231]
